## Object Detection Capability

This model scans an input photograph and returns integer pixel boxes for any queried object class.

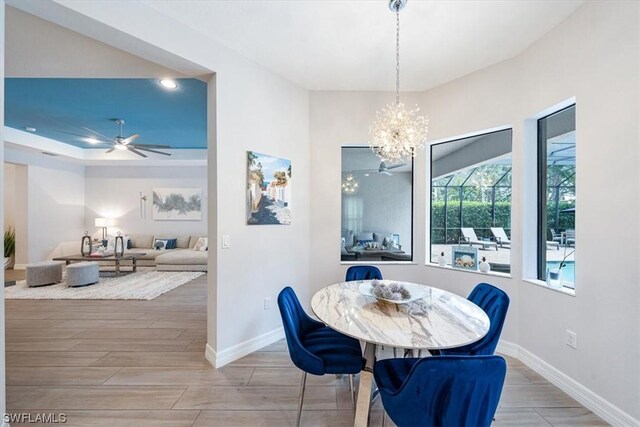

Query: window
[341,147,413,262]
[430,129,513,273]
[537,105,576,288]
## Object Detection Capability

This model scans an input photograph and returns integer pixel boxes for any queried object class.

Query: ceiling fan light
[114,144,127,151]
[85,137,101,144]
[159,79,178,89]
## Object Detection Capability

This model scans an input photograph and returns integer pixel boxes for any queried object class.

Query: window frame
[340,145,415,264]
[536,104,576,282]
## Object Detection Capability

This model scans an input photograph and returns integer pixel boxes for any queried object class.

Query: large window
[430,129,512,272]
[537,105,576,288]
[341,147,413,262]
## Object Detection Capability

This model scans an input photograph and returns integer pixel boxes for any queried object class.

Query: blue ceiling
[4,78,207,149]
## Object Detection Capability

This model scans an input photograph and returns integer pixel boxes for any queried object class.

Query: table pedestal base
[354,342,377,427]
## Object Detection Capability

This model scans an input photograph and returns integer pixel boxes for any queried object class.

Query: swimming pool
[546,261,575,285]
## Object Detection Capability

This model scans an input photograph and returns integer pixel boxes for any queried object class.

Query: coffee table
[53,253,146,276]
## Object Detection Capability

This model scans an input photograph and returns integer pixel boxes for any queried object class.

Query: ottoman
[66,262,100,287]
[25,261,64,287]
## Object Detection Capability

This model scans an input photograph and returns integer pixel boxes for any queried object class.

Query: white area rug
[5,270,204,300]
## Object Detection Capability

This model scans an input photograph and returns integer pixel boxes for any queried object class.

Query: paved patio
[430,244,575,267]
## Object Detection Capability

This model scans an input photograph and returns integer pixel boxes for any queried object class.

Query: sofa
[124,234,208,272]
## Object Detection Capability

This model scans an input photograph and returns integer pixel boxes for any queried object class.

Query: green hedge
[431,201,575,244]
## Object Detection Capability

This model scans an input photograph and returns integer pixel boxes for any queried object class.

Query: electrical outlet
[566,330,577,349]
[264,297,273,310]
[221,235,231,249]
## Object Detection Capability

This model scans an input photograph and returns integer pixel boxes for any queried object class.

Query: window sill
[523,278,576,297]
[425,263,512,279]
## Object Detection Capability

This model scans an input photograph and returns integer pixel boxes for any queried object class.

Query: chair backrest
[277,287,324,375]
[380,356,506,427]
[565,229,576,238]
[461,227,478,241]
[456,283,510,355]
[550,228,559,238]
[490,227,508,241]
[345,265,383,281]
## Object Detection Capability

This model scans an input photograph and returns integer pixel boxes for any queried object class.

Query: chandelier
[342,174,359,195]
[369,0,428,164]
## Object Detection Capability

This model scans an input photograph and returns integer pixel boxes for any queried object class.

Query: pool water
[546,261,575,285]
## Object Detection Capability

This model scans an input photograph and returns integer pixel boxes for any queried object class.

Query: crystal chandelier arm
[396,8,400,105]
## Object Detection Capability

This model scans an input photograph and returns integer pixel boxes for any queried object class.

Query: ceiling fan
[54,119,172,158]
[351,161,407,176]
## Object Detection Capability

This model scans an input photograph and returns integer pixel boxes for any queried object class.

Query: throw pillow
[153,238,170,250]
[193,237,208,251]
[165,238,177,249]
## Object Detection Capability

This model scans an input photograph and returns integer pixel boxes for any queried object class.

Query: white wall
[84,166,207,238]
[4,148,85,264]
[3,163,14,230]
[0,1,6,423]
[310,1,639,422]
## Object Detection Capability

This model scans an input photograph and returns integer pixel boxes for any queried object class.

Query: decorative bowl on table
[358,280,427,304]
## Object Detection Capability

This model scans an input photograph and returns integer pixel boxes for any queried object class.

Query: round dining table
[311,279,491,427]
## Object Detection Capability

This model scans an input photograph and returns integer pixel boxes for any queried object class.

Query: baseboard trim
[205,327,285,369]
[498,339,639,426]
[12,264,25,270]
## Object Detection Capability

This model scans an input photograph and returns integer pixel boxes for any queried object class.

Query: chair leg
[297,372,307,427]
[349,374,356,411]
[393,347,397,358]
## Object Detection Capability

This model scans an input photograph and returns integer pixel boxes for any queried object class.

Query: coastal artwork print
[153,188,202,220]
[247,151,292,225]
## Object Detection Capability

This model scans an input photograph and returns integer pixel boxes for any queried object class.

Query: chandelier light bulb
[342,174,359,195]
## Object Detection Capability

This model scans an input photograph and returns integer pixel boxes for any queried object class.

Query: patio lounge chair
[565,229,575,247]
[490,227,511,248]
[460,228,498,251]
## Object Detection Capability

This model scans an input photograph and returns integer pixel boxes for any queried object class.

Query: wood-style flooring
[4,271,606,426]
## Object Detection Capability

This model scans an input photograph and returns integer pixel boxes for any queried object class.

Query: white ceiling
[147,0,584,91]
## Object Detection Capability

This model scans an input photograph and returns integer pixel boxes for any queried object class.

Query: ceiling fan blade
[130,143,172,149]
[386,163,407,170]
[105,147,116,154]
[134,147,172,156]
[51,129,111,143]
[381,171,394,176]
[127,147,148,158]
[81,127,113,141]
[349,169,378,173]
[121,134,140,145]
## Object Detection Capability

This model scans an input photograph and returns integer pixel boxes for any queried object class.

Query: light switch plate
[221,235,231,249]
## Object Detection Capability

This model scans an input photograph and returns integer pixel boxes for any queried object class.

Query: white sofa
[124,234,208,272]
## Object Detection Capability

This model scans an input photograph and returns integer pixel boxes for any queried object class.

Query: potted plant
[4,227,15,270]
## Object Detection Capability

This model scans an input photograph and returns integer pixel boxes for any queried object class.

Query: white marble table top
[311,280,490,350]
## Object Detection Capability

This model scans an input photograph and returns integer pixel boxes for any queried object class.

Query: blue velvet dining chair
[374,355,507,427]
[277,286,364,426]
[440,282,509,356]
[345,265,383,281]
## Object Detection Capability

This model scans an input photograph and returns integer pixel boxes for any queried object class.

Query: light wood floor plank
[90,351,210,367]
[6,351,109,367]
[7,367,121,386]
[105,366,253,386]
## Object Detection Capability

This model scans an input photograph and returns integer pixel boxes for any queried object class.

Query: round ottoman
[66,262,100,287]
[25,261,64,287]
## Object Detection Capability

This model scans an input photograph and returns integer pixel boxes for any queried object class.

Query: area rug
[4,270,204,300]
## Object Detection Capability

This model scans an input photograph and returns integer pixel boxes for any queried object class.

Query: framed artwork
[246,151,292,225]
[153,188,202,220]
[452,245,478,271]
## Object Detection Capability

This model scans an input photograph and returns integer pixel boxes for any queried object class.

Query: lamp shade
[95,218,109,227]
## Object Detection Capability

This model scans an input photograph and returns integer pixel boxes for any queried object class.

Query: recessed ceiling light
[114,144,127,151]
[159,79,178,89]
[85,137,101,144]
[25,126,36,132]
[364,173,370,177]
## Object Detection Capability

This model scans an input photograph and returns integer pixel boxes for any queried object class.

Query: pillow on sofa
[176,236,191,249]
[356,232,374,241]
[129,235,153,249]
[153,238,170,250]
[193,237,208,251]
[374,233,393,244]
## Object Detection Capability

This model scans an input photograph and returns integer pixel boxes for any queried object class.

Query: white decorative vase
[479,257,491,273]
[437,252,447,267]
[546,268,563,289]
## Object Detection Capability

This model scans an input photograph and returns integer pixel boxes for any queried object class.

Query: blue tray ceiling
[5,78,207,149]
